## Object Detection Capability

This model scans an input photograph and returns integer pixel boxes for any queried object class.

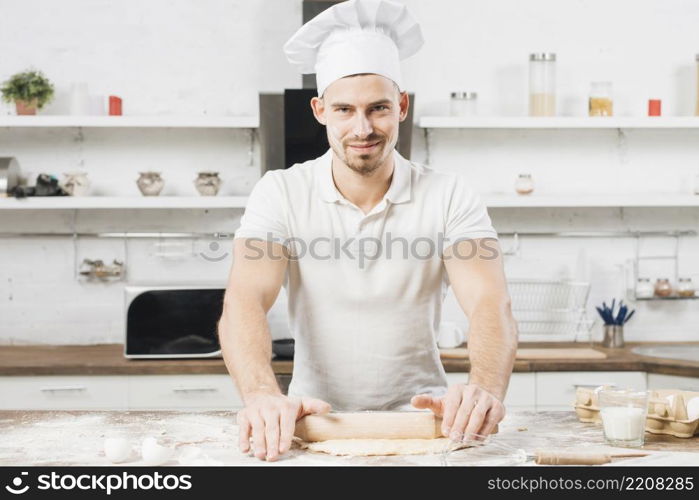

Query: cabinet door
[127,375,242,410]
[647,374,699,391]
[445,373,536,411]
[536,371,647,411]
[0,376,128,410]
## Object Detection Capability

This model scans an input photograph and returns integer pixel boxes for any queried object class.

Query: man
[217,0,518,462]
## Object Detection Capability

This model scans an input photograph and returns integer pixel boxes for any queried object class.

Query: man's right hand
[237,393,331,461]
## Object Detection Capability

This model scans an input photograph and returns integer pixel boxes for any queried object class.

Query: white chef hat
[283,0,424,97]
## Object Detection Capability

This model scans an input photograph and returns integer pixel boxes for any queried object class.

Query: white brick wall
[1,0,698,344]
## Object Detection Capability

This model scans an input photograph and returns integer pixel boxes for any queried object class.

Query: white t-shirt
[234,148,498,411]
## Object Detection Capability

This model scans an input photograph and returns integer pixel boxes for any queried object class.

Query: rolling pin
[294,412,498,442]
[534,451,648,465]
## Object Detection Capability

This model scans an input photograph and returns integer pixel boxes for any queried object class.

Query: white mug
[437,321,465,348]
[68,82,90,115]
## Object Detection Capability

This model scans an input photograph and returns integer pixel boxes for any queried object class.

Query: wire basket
[508,279,594,342]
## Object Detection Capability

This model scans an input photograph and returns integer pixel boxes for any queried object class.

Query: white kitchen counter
[1,410,697,466]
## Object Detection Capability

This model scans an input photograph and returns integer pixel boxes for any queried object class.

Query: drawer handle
[572,383,616,390]
[172,387,218,393]
[40,386,87,393]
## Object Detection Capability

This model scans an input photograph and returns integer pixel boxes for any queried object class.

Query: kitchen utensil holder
[602,324,624,348]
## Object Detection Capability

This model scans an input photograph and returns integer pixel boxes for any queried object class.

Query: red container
[109,96,122,116]
[648,99,661,117]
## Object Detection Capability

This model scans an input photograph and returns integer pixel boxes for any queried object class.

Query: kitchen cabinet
[446,372,536,411]
[536,371,647,411]
[647,373,699,391]
[127,375,242,410]
[4,371,695,411]
[0,375,243,410]
[0,376,128,410]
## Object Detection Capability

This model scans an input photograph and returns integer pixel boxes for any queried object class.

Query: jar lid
[518,173,532,178]
[637,277,650,282]
[529,53,556,61]
[450,91,477,100]
[679,277,692,281]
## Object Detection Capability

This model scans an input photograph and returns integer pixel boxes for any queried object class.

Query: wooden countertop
[1,410,697,466]
[0,342,697,377]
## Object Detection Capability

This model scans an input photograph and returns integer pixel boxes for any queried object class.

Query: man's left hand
[411,384,505,441]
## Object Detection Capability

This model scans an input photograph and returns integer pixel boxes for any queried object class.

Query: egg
[686,397,699,421]
[141,436,174,466]
[104,437,132,463]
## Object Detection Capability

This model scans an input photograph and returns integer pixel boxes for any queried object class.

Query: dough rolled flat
[298,438,452,456]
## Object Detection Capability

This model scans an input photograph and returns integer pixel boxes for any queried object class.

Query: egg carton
[574,386,699,438]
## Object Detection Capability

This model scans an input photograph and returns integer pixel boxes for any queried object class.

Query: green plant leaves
[1,68,55,109]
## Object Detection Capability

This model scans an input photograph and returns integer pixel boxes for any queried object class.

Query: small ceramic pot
[194,171,222,196]
[61,171,90,196]
[137,172,164,196]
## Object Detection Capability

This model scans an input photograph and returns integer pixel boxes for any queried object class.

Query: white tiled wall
[1,1,698,344]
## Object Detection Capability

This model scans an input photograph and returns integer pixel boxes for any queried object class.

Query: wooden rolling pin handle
[535,451,648,465]
[535,451,611,465]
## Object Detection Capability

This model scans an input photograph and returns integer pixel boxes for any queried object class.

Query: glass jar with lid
[654,278,673,298]
[529,53,556,116]
[515,173,534,195]
[589,82,613,116]
[635,278,654,299]
[450,92,478,117]
[677,277,695,298]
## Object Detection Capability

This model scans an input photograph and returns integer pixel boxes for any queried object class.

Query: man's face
[311,74,409,176]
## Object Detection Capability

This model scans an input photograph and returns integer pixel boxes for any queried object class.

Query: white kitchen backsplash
[1,0,699,344]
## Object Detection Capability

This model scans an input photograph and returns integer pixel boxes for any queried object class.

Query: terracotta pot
[15,99,38,115]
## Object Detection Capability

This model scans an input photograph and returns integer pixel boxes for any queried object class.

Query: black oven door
[125,287,224,358]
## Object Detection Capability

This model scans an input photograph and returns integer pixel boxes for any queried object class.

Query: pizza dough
[297,437,453,456]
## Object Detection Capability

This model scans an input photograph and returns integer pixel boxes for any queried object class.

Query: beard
[336,138,386,177]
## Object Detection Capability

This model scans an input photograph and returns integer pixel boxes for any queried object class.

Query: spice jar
[648,99,661,117]
[654,278,673,298]
[515,174,534,195]
[589,82,613,117]
[677,277,695,298]
[635,278,655,299]
[450,92,478,117]
[529,53,556,117]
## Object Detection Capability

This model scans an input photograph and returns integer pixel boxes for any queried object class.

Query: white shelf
[483,194,699,208]
[2,194,698,210]
[419,116,699,129]
[0,196,249,210]
[0,115,259,128]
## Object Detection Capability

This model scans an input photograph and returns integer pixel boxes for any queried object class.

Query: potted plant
[1,69,55,115]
